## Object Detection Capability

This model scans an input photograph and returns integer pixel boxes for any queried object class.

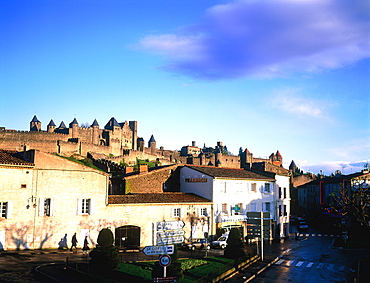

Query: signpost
[247,212,271,261]
[142,245,174,256]
[159,255,171,280]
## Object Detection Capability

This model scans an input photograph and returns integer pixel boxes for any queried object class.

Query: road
[243,230,367,283]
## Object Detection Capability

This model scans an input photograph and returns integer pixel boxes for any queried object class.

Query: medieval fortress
[0,115,286,171]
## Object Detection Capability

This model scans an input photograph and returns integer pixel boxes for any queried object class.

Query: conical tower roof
[48,119,56,127]
[105,117,120,130]
[91,119,99,127]
[31,115,40,123]
[58,121,67,129]
[149,134,156,143]
[69,118,78,127]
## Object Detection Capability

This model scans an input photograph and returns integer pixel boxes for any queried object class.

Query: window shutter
[77,199,82,215]
[49,198,54,216]
[38,198,44,216]
[6,202,12,219]
[89,198,94,215]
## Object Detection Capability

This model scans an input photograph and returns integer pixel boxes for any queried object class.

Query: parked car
[298,221,309,232]
[181,239,210,250]
[211,234,228,249]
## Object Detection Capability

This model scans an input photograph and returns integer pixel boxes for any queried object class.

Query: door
[115,225,140,249]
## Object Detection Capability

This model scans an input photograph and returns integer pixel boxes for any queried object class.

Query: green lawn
[117,256,248,283]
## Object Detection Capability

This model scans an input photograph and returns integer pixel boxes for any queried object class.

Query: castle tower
[30,115,41,131]
[91,119,99,145]
[105,117,120,132]
[129,121,138,150]
[69,118,79,139]
[148,135,156,155]
[137,137,144,152]
[244,148,253,170]
[47,119,56,133]
[275,150,283,166]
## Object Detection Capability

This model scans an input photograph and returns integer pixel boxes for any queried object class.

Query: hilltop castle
[0,115,179,165]
[0,116,289,173]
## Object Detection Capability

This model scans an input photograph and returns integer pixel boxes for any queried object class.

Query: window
[251,203,257,212]
[283,187,287,199]
[172,208,181,218]
[220,182,226,193]
[251,183,257,193]
[39,198,53,216]
[82,199,91,214]
[200,207,207,216]
[279,205,282,216]
[78,198,92,215]
[0,202,8,218]
[222,203,228,214]
[264,202,271,212]
[264,183,271,193]
[279,187,282,198]
[283,205,287,216]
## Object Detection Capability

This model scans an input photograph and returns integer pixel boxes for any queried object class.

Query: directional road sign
[142,245,174,256]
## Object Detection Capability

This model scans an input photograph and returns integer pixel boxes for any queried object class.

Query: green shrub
[97,228,114,246]
[224,228,245,259]
[89,228,120,273]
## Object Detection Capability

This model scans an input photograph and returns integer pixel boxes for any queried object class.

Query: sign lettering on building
[185,178,207,183]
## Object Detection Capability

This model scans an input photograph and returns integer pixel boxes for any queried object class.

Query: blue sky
[1,0,369,175]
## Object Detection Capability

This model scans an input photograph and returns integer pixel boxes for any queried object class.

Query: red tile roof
[108,193,211,204]
[185,165,274,181]
[0,149,34,166]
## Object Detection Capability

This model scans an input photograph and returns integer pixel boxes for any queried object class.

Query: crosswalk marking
[317,263,324,269]
[296,261,304,267]
[288,233,341,238]
[273,259,347,272]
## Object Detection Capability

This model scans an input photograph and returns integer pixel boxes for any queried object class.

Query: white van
[211,233,229,249]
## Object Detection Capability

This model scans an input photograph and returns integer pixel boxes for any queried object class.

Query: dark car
[181,239,210,250]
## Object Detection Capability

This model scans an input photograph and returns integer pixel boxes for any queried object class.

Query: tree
[224,228,245,259]
[330,176,370,237]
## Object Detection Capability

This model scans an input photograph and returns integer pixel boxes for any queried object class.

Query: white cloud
[137,0,370,80]
[306,160,368,175]
[269,88,336,120]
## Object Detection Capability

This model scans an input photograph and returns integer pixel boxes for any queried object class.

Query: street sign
[142,245,174,256]
[157,221,185,231]
[157,235,184,246]
[159,254,171,267]
[157,230,185,238]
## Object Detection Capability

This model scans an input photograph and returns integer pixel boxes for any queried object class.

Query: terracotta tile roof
[0,149,34,166]
[108,193,212,204]
[185,165,274,181]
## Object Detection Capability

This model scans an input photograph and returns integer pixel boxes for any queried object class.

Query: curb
[243,256,279,283]
[33,263,65,283]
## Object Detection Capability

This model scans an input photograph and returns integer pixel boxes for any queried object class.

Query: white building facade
[180,165,291,239]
